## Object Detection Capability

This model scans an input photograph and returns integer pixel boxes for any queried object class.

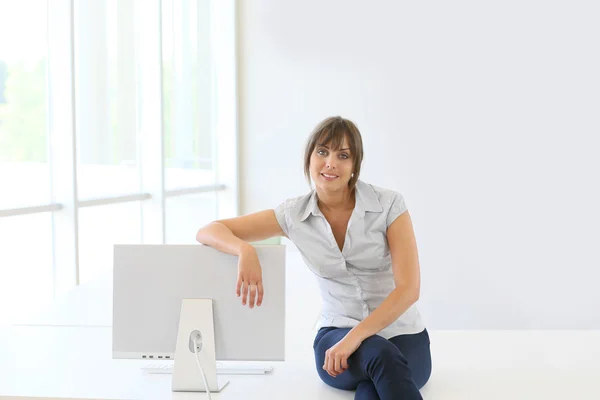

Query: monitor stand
[171,298,230,392]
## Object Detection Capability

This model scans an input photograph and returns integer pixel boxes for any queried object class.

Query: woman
[196,116,432,400]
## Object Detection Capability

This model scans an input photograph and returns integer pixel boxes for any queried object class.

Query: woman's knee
[355,336,411,379]
[361,335,408,363]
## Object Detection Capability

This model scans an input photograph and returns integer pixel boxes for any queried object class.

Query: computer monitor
[112,244,286,362]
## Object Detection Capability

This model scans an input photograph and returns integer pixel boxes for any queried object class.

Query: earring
[351,173,354,178]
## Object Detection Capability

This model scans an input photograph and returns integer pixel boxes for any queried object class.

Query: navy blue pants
[313,326,432,400]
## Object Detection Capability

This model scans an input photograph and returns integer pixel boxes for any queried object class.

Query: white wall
[238,0,600,329]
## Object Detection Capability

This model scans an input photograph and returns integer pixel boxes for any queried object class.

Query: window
[166,193,217,244]
[0,213,53,323]
[0,0,50,209]
[162,0,216,190]
[78,201,142,284]
[0,0,238,325]
[75,0,141,200]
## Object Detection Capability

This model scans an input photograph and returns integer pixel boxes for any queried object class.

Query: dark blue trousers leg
[313,327,431,400]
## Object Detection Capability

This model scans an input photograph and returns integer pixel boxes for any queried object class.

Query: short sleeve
[274,200,290,237]
[386,192,408,228]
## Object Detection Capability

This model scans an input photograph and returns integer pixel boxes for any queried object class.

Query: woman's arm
[196,209,286,256]
[196,210,286,308]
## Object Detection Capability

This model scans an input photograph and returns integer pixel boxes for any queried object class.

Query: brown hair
[304,116,364,191]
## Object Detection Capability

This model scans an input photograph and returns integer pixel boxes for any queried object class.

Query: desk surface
[1,326,600,400]
[0,325,349,400]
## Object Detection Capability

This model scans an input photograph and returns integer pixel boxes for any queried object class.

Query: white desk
[3,250,600,399]
[0,325,349,400]
[2,326,600,399]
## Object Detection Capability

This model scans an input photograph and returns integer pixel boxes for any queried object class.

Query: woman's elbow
[195,227,204,244]
[195,221,217,243]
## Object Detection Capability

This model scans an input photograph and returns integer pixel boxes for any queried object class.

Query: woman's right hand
[236,245,264,309]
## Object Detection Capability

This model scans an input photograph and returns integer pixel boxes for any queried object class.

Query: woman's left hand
[323,334,362,378]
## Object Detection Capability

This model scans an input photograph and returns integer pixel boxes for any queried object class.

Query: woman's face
[309,136,353,192]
